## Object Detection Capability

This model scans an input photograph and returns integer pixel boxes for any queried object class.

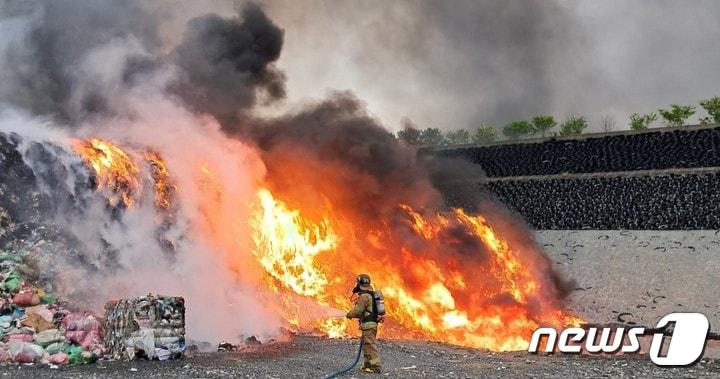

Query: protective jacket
[346,285,378,330]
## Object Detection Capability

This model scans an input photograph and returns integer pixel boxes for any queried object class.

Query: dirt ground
[0,336,717,378]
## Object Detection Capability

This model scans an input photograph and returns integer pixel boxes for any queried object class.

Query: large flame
[250,189,580,351]
[72,138,142,207]
[71,137,580,352]
[72,139,175,211]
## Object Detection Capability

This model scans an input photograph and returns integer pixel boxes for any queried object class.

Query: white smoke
[0,22,287,345]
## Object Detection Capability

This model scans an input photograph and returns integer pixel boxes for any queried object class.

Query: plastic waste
[21,313,55,333]
[155,348,171,361]
[66,345,83,364]
[33,329,64,347]
[80,330,102,351]
[0,252,22,263]
[63,313,101,332]
[40,293,57,305]
[65,330,88,345]
[7,341,44,363]
[134,328,155,359]
[69,349,97,365]
[44,342,67,355]
[6,333,34,343]
[104,294,185,360]
[12,308,25,319]
[3,275,22,293]
[48,352,69,365]
[25,304,53,322]
[0,347,10,363]
[12,290,40,307]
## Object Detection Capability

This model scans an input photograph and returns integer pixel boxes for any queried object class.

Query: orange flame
[250,189,582,351]
[145,151,175,209]
[71,138,581,351]
[73,139,175,211]
[72,138,141,207]
[251,188,338,298]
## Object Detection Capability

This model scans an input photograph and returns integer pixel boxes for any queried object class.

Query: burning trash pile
[0,127,583,354]
[104,295,186,361]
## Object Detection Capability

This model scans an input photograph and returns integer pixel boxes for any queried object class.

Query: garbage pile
[0,249,104,365]
[104,294,185,360]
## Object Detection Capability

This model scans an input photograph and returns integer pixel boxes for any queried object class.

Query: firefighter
[346,274,382,373]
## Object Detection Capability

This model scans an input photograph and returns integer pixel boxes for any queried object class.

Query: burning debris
[0,128,582,355]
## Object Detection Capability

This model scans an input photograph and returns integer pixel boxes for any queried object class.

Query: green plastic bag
[40,293,57,305]
[45,342,67,355]
[67,346,97,365]
[66,345,83,364]
[3,272,22,293]
[0,252,21,263]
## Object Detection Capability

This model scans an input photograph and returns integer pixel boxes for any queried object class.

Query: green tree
[658,104,695,127]
[419,128,447,146]
[397,126,422,145]
[502,120,533,140]
[559,116,588,136]
[699,96,720,124]
[629,112,657,131]
[531,115,556,137]
[445,129,470,145]
[472,125,497,143]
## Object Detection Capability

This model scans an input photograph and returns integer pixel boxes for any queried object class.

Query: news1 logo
[528,313,710,366]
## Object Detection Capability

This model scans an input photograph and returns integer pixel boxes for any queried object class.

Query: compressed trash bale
[103,294,185,360]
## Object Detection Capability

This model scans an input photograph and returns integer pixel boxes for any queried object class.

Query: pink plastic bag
[62,313,101,332]
[0,348,11,363]
[65,330,87,344]
[6,333,34,343]
[48,352,69,365]
[12,290,40,307]
[7,341,44,363]
[81,330,101,350]
[13,352,34,363]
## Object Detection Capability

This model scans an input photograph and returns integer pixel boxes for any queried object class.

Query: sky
[2,0,719,134]
[259,0,720,133]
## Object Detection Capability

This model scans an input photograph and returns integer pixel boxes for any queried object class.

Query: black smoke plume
[172,2,286,125]
[0,1,286,127]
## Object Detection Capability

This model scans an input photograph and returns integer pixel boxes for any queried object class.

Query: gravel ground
[2,230,717,377]
[0,336,717,378]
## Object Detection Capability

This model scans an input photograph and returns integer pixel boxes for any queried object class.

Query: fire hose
[323,337,363,379]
